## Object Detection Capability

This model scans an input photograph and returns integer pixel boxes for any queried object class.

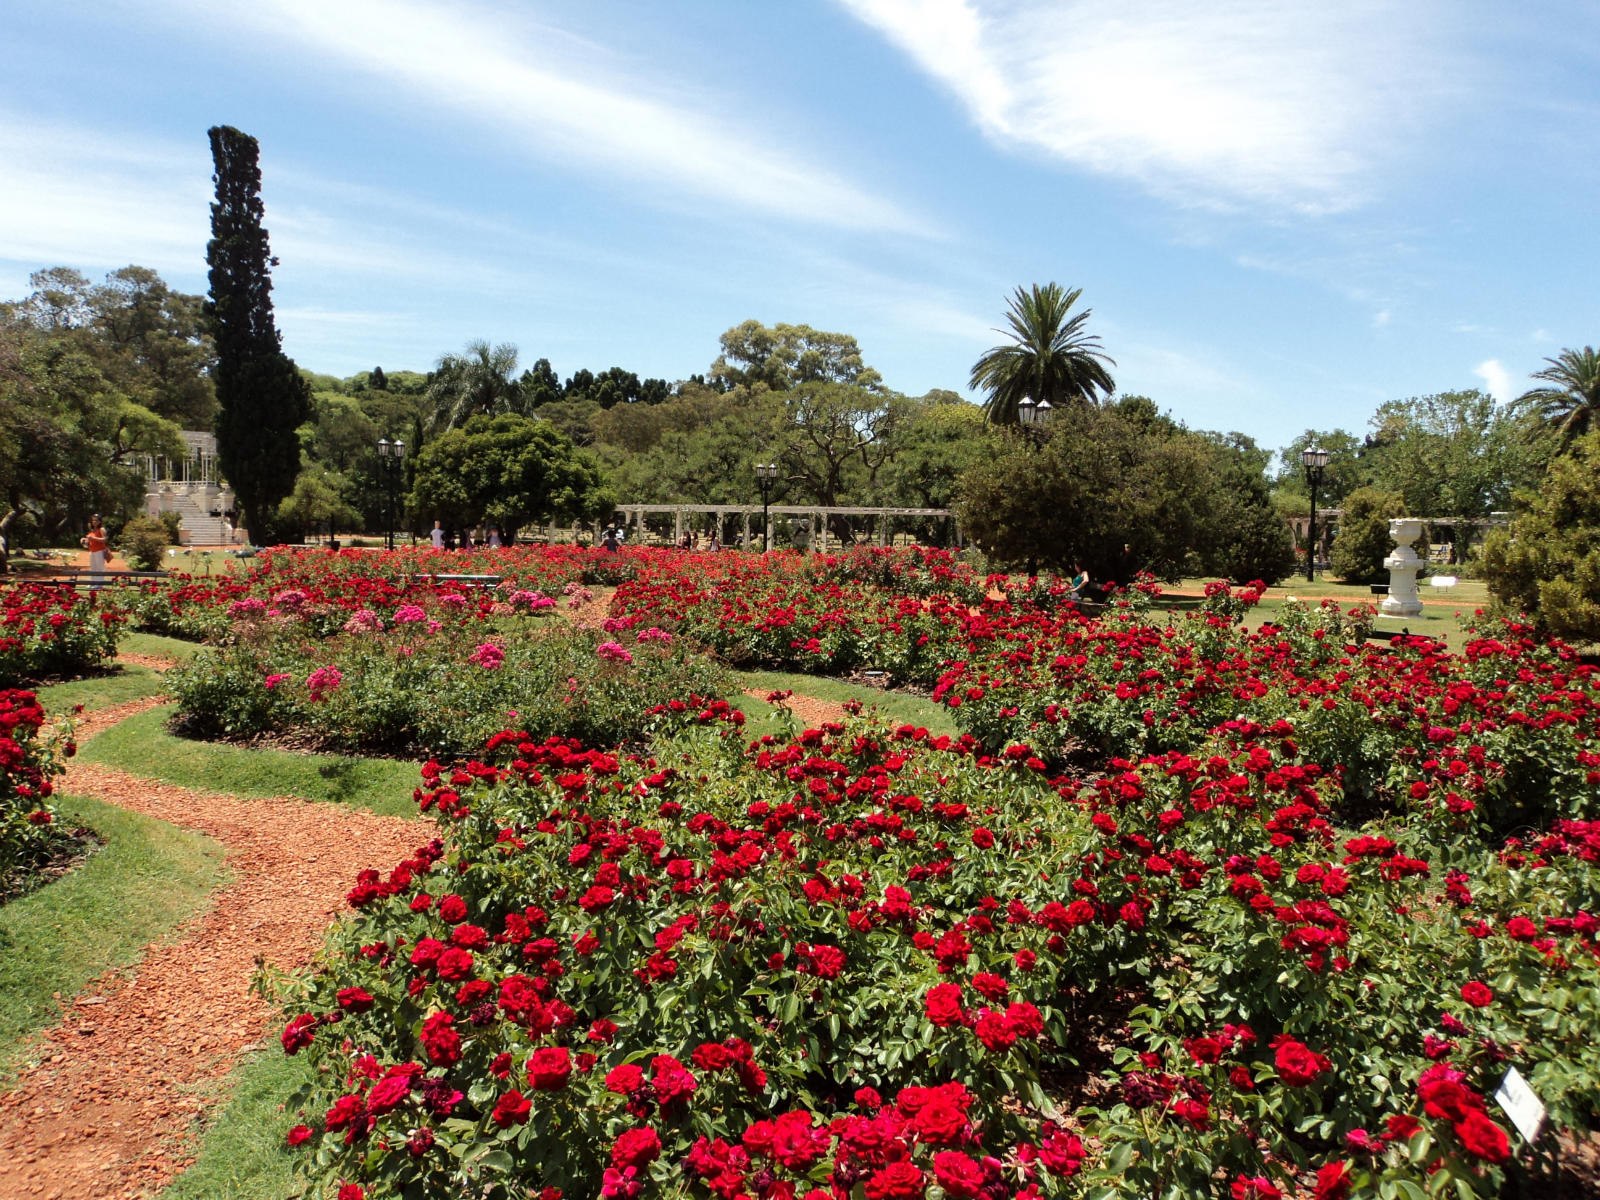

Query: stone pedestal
[1381,518,1426,617]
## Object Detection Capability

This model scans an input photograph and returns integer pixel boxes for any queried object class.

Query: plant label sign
[1494,1066,1546,1145]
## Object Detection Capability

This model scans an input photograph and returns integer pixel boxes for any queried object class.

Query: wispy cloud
[839,0,1460,213]
[170,0,933,237]
[1474,358,1512,403]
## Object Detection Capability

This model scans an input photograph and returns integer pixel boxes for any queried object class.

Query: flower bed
[279,704,1600,1199]
[0,583,122,685]
[166,606,731,758]
[0,688,74,896]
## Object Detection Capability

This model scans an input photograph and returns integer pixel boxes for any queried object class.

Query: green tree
[426,340,523,433]
[519,358,561,408]
[710,321,882,393]
[1483,429,1600,642]
[1513,346,1600,442]
[1272,429,1369,511]
[205,125,310,545]
[89,266,216,428]
[1362,390,1525,519]
[1328,487,1406,583]
[969,283,1115,426]
[1194,431,1297,584]
[408,414,610,541]
[278,464,361,542]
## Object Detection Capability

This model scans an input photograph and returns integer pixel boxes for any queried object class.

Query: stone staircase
[148,490,232,545]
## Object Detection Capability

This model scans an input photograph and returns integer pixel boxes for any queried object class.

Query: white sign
[1494,1066,1546,1146]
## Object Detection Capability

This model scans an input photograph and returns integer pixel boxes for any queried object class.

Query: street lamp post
[754,463,778,552]
[1016,398,1053,573]
[377,436,406,551]
[1301,445,1329,582]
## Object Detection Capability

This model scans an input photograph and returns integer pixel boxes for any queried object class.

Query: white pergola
[613,504,957,552]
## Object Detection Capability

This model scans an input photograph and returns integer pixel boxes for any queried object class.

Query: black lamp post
[1016,398,1053,573]
[377,436,406,551]
[755,462,778,552]
[1302,445,1329,582]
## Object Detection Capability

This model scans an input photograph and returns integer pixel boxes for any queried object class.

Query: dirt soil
[0,680,430,1200]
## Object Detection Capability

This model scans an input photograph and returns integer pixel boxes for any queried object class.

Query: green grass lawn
[78,706,423,818]
[732,668,959,737]
[120,630,206,661]
[35,664,167,716]
[0,795,226,1084]
[160,1049,312,1200]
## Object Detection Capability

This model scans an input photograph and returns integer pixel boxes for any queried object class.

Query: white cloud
[1473,358,1512,403]
[839,0,1458,212]
[1372,309,1391,328]
[169,0,933,237]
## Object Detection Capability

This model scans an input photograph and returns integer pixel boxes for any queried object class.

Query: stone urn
[1381,518,1426,617]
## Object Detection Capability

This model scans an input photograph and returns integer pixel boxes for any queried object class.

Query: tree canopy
[970,283,1115,426]
[206,125,310,544]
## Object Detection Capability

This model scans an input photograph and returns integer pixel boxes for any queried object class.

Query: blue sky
[3,0,1597,454]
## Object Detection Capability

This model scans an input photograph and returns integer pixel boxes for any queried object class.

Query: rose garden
[2,544,1597,1200]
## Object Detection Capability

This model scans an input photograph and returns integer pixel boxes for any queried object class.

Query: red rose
[338,1186,365,1200]
[527,1046,572,1091]
[912,1095,968,1144]
[1313,1161,1353,1200]
[281,1013,318,1055]
[1230,1178,1282,1200]
[336,987,375,1013]
[611,1126,662,1170]
[605,1063,644,1094]
[651,1054,698,1105]
[971,827,995,849]
[438,893,468,922]
[1454,1110,1510,1163]
[286,1124,313,1146]
[492,1088,532,1126]
[974,1008,1017,1052]
[1272,1035,1330,1087]
[1460,981,1494,1008]
[924,983,966,1027]
[1038,1128,1085,1175]
[933,1150,987,1198]
[366,1073,412,1115]
[863,1160,924,1200]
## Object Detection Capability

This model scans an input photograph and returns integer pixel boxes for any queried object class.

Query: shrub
[166,616,732,757]
[0,689,74,896]
[118,515,172,571]
[0,583,122,685]
[1482,430,1600,642]
[1329,487,1405,583]
[158,510,184,544]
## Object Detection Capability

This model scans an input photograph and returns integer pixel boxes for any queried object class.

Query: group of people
[429,521,502,550]
[1065,543,1140,603]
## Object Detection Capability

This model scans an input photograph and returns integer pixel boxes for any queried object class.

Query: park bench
[25,569,170,588]
[407,573,504,591]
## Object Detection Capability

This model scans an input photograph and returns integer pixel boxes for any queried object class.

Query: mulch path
[744,689,850,729]
[0,671,431,1199]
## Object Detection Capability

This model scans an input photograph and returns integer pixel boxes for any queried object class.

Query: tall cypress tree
[205,125,309,544]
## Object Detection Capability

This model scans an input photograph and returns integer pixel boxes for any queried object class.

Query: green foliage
[1513,345,1600,442]
[165,618,732,758]
[969,282,1115,425]
[408,414,611,539]
[206,126,311,545]
[1273,429,1369,510]
[1482,428,1600,641]
[277,464,361,540]
[709,319,882,392]
[954,401,1286,580]
[1329,487,1405,583]
[426,340,525,434]
[118,514,172,570]
[0,691,73,899]
[1363,390,1528,519]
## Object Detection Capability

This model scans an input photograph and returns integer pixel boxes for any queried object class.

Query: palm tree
[969,283,1116,425]
[427,340,523,434]
[1515,346,1600,441]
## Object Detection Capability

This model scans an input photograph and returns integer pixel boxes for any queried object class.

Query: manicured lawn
[121,630,206,661]
[159,1049,311,1200]
[732,668,960,736]
[78,706,423,819]
[35,664,167,716]
[0,795,226,1083]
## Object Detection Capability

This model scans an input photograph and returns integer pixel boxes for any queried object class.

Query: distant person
[487,527,502,548]
[602,524,619,553]
[81,514,109,588]
[1115,543,1138,586]
[708,533,720,553]
[1068,562,1090,599]
[430,520,445,550]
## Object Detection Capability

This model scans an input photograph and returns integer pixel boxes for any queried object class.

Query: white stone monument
[1381,518,1426,617]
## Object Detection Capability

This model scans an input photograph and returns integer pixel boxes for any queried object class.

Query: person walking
[430,520,445,550]
[82,514,109,589]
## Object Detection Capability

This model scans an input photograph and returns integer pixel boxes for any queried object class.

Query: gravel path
[0,699,430,1199]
